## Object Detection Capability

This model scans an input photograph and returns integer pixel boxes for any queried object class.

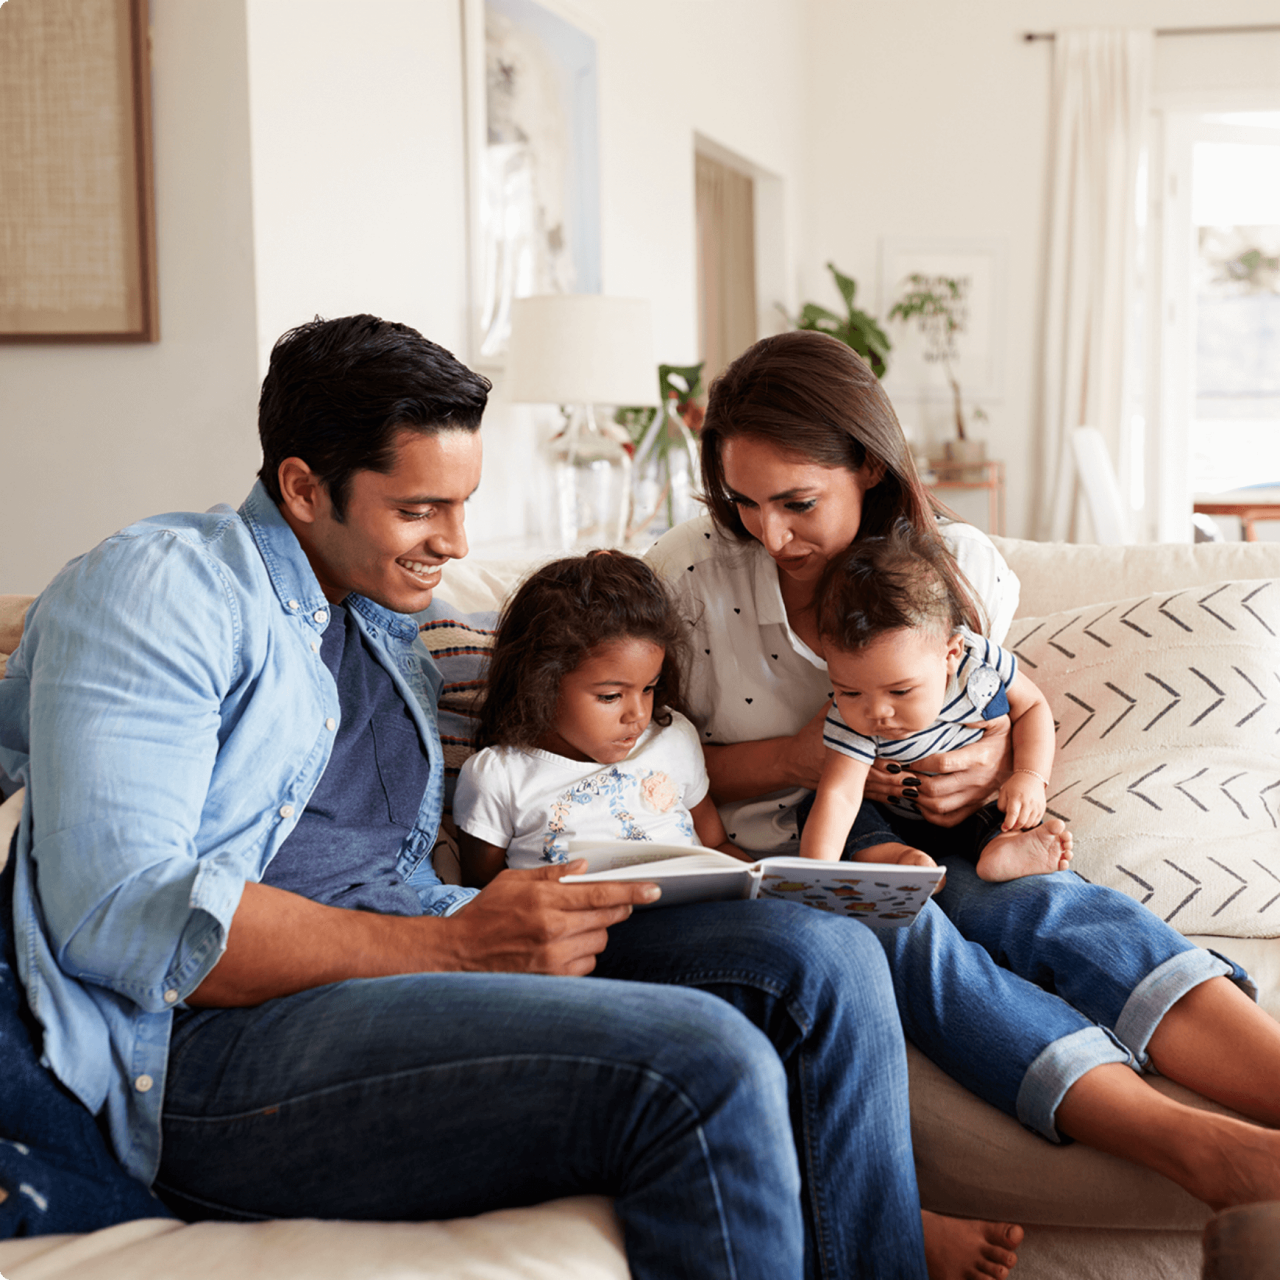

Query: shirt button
[135,1074,154,1093]
[163,989,179,1005]
[287,599,300,610]
[310,641,319,653]
[279,804,294,818]
[326,718,337,731]
[313,610,328,624]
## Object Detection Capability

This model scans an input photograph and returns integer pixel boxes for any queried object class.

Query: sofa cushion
[0,1196,628,1279]
[414,601,498,810]
[0,595,34,682]
[1006,579,1280,937]
[992,537,1280,619]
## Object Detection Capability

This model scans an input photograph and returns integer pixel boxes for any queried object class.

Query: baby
[798,521,1073,883]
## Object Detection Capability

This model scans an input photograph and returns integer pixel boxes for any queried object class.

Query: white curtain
[1036,29,1152,542]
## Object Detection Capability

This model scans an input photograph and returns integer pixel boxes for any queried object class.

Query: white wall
[1,0,261,594]
[1,0,810,583]
[243,0,471,374]
[8,0,1275,587]
[801,0,1280,539]
[473,0,810,550]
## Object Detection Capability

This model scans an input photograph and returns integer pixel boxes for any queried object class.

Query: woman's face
[720,435,881,586]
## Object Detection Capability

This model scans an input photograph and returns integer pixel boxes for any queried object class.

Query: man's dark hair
[477,552,690,751]
[815,519,970,653]
[258,314,492,518]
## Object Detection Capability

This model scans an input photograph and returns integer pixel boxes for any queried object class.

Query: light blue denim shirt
[0,483,477,1185]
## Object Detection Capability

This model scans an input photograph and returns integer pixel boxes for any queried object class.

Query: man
[0,315,1018,1280]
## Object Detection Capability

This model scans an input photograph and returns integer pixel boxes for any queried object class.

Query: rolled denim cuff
[1015,1026,1135,1144]
[422,884,480,917]
[1115,947,1251,1066]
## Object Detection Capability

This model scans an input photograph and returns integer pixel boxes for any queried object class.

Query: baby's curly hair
[477,551,690,750]
[815,519,971,653]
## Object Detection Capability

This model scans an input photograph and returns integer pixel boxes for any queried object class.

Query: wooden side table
[926,459,1005,536]
[1193,497,1280,542]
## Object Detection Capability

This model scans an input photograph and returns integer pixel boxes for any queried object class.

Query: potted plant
[887,273,986,477]
[781,262,892,378]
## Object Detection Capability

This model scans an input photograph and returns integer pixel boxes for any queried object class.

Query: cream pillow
[1008,579,1280,938]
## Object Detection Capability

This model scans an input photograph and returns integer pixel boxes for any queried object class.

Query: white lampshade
[506,295,659,406]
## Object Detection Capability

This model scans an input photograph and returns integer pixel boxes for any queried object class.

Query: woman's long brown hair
[699,330,985,633]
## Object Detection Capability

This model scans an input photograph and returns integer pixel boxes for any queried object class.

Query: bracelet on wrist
[1011,768,1049,788]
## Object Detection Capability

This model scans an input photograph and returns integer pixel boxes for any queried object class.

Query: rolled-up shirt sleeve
[24,534,250,1011]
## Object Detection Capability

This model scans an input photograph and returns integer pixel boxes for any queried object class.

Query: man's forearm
[187,881,462,1008]
[188,868,662,1008]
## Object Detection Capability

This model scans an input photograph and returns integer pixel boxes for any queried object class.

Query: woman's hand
[703,701,832,803]
[784,701,832,790]
[863,716,1014,827]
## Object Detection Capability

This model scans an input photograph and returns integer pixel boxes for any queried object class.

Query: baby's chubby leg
[976,819,1073,883]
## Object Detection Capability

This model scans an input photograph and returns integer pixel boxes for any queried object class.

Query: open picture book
[560,841,943,926]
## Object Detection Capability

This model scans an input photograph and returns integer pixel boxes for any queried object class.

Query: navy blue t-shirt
[262,602,431,915]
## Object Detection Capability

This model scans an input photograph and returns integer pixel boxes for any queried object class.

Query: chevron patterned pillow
[1006,579,1280,937]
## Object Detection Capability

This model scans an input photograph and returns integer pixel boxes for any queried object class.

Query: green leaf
[827,262,858,310]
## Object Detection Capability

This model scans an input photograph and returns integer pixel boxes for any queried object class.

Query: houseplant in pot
[782,262,892,378]
[888,273,987,479]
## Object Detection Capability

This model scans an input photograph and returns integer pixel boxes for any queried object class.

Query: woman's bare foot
[921,1210,1023,1279]
[1175,1111,1280,1212]
[976,819,1072,883]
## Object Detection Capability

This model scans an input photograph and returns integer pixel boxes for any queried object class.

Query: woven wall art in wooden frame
[0,0,158,341]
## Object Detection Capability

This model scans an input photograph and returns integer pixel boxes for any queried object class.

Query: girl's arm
[799,751,872,861]
[997,670,1056,830]
[688,794,755,861]
[458,830,510,888]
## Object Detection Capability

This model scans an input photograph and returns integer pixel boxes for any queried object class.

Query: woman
[647,329,1280,1211]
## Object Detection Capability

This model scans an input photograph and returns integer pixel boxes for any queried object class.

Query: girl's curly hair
[477,551,690,751]
[815,518,972,653]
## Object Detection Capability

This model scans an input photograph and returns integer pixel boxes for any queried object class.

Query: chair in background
[1071,426,1132,545]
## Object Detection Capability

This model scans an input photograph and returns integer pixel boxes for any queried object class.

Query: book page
[753,858,943,927]
[563,840,738,874]
[561,845,755,908]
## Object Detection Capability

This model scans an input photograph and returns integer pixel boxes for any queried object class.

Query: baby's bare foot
[921,1209,1022,1279]
[976,819,1072,883]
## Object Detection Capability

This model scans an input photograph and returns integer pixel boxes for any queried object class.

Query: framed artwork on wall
[462,0,601,365]
[878,238,1006,403]
[0,0,158,341]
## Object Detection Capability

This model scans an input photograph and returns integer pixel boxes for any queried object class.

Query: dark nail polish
[886,763,902,774]
[902,788,919,799]
[904,777,920,787]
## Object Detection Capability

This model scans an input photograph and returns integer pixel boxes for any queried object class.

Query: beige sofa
[2,533,1279,1279]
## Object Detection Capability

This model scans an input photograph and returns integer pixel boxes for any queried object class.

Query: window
[1142,107,1280,539]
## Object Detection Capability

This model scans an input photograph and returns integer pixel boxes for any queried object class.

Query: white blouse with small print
[646,515,1020,856]
[454,711,709,869]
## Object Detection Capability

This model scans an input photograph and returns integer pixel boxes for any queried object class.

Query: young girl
[454,552,740,887]
[799,520,1075,883]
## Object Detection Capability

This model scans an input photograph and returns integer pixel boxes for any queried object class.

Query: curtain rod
[1023,24,1280,42]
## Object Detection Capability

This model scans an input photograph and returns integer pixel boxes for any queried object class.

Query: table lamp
[505,295,658,548]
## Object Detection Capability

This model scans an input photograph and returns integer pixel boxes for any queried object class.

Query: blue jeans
[595,900,925,1280]
[157,972,805,1280]
[157,901,925,1280]
[811,796,1249,1139]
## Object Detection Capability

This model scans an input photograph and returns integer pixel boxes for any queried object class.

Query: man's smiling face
[284,426,482,613]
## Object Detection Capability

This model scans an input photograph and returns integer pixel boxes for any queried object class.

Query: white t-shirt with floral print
[645,515,1020,856]
[454,711,710,869]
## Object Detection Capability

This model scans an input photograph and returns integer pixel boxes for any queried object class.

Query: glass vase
[547,405,633,549]
[627,398,701,542]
